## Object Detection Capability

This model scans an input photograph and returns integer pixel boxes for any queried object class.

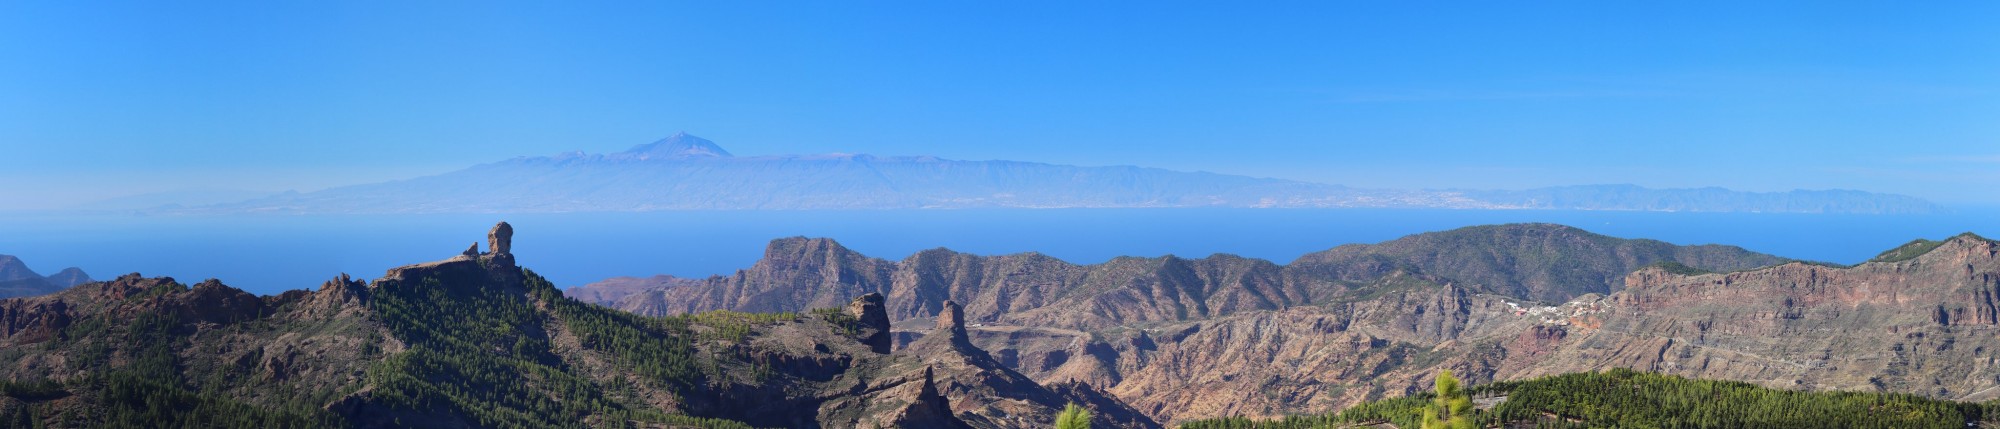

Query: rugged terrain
[584,224,2000,425]
[9,222,1995,427]
[0,223,1155,428]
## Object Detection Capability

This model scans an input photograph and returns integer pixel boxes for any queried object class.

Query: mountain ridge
[578,223,1790,324]
[0,255,92,299]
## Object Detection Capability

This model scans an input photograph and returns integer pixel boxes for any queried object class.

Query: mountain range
[0,255,91,299]
[573,224,2000,424]
[166,133,1939,214]
[6,223,1997,427]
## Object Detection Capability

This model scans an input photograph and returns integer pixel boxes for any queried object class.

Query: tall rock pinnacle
[489,222,513,256]
[846,293,893,354]
[936,300,968,340]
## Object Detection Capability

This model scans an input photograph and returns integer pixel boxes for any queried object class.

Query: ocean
[2,208,1995,296]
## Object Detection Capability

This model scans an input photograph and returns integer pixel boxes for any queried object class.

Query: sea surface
[2,208,1996,296]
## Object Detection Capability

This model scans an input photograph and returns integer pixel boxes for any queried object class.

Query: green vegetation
[1180,368,1999,429]
[0,265,802,429]
[1642,261,1712,276]
[811,307,865,337]
[1057,402,1092,429]
[0,379,64,401]
[1,287,348,429]
[1420,371,1472,429]
[1179,395,1434,429]
[1871,238,1950,263]
[360,267,761,429]
[1870,233,1993,264]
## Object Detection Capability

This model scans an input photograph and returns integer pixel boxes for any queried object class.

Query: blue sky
[2,1,1995,209]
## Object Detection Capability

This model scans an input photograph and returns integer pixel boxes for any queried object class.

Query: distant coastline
[105,133,1932,216]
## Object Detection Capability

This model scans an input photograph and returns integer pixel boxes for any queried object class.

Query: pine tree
[1422,370,1474,429]
[1056,402,1091,429]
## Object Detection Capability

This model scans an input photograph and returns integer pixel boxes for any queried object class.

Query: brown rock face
[891,301,1161,429]
[175,279,268,324]
[488,221,513,256]
[0,299,70,344]
[846,293,893,354]
[885,367,972,429]
[937,300,968,339]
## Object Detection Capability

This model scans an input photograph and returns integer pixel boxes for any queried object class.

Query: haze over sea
[1,208,1993,297]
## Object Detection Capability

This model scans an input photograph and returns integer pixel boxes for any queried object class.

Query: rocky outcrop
[903,367,965,426]
[892,300,1161,429]
[847,293,892,354]
[489,221,513,256]
[383,222,525,293]
[174,279,267,324]
[936,300,969,341]
[0,298,70,344]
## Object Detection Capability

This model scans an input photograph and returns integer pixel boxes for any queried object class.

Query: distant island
[164,133,1939,214]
